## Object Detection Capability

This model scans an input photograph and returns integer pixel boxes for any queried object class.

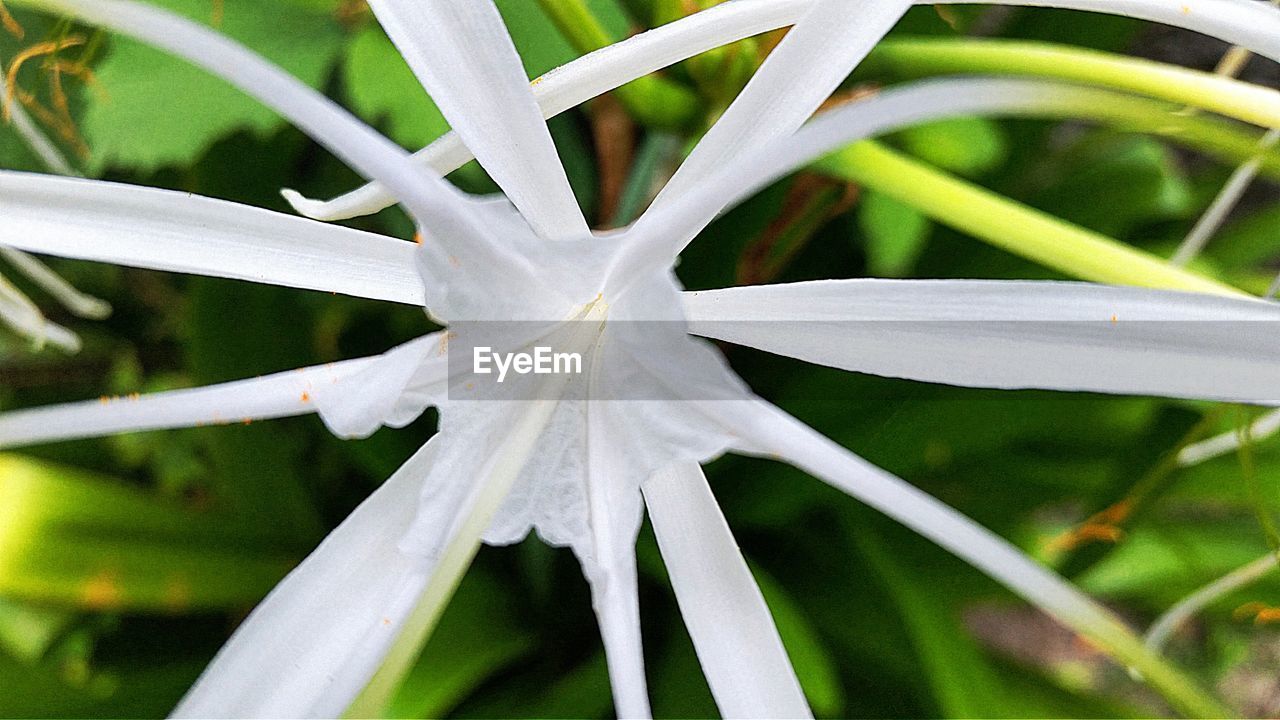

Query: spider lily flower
[2,0,1280,718]
[0,66,109,352]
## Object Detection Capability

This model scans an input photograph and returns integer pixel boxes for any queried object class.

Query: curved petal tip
[280,187,354,222]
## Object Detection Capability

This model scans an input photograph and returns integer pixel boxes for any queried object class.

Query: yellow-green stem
[815,141,1245,297]
[535,0,699,130]
[866,38,1280,129]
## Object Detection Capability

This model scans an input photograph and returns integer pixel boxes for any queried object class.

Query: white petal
[722,399,1171,686]
[643,462,810,720]
[1171,129,1280,266]
[967,0,1280,61]
[581,399,651,719]
[290,0,1280,222]
[0,172,425,305]
[0,272,79,352]
[172,437,443,719]
[0,333,452,448]
[614,78,1114,285]
[1144,552,1279,653]
[0,248,110,319]
[0,66,76,176]
[1177,407,1280,466]
[650,0,908,211]
[19,0,483,238]
[0,355,375,448]
[310,334,451,440]
[684,279,1280,404]
[366,0,588,240]
[285,0,802,221]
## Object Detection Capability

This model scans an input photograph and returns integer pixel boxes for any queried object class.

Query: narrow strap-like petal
[684,279,1280,404]
[650,0,908,210]
[367,0,588,240]
[16,0,485,242]
[0,247,110,319]
[0,333,449,448]
[1144,552,1279,653]
[172,437,443,718]
[579,400,651,719]
[614,78,1120,288]
[1178,408,1280,466]
[0,356,372,448]
[972,0,1280,61]
[720,399,1227,718]
[0,172,425,305]
[0,61,76,175]
[0,272,79,352]
[643,462,811,720]
[289,0,1280,222]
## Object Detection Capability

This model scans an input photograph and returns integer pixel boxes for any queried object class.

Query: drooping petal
[720,399,1226,718]
[683,279,1280,404]
[0,171,425,305]
[15,0,483,240]
[643,462,811,720]
[0,248,110,319]
[614,79,1119,286]
[0,355,373,448]
[0,271,79,352]
[1144,552,1279,653]
[289,0,1280,222]
[367,0,588,240]
[650,0,909,210]
[0,333,451,448]
[172,437,443,719]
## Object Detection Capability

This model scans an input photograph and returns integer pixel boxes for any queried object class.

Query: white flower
[1,0,1279,717]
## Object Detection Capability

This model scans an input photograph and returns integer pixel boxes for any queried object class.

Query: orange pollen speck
[413,232,424,245]
[300,391,311,403]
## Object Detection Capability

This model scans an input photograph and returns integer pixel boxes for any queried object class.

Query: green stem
[865,38,1280,129]
[346,398,564,718]
[815,141,1244,296]
[1069,93,1280,181]
[535,0,699,130]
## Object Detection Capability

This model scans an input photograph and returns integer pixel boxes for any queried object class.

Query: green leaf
[342,26,449,152]
[1035,133,1194,239]
[83,0,345,172]
[751,564,845,717]
[384,568,535,719]
[896,117,1008,177]
[0,597,77,662]
[0,453,297,612]
[852,525,1016,719]
[858,190,932,277]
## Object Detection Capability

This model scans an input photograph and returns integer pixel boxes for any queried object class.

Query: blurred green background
[1,0,1278,717]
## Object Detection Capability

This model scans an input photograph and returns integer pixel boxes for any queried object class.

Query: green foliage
[83,0,345,172]
[342,25,449,152]
[858,190,932,277]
